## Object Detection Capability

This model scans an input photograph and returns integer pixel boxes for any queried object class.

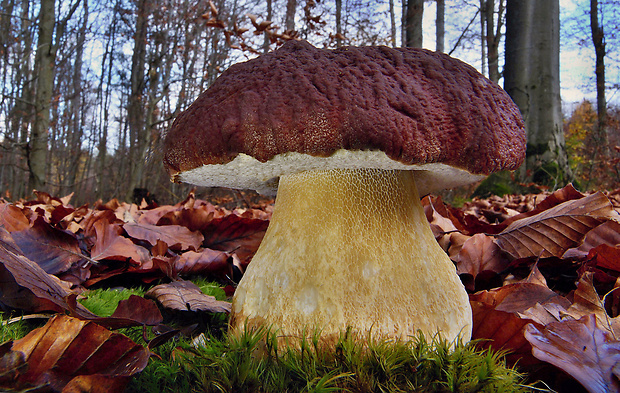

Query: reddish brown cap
[163,40,525,194]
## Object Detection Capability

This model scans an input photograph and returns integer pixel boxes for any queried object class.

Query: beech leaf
[563,220,620,260]
[0,203,29,232]
[146,280,231,313]
[455,233,508,290]
[124,222,203,251]
[0,314,149,392]
[202,215,269,263]
[10,216,83,275]
[525,314,620,393]
[90,220,150,264]
[0,228,96,317]
[495,192,619,259]
[174,248,231,277]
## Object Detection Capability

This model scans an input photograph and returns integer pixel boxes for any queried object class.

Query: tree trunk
[590,0,607,145]
[404,0,423,47]
[64,0,88,196]
[285,0,296,31]
[30,0,56,192]
[504,0,571,187]
[335,0,343,47]
[485,0,502,82]
[125,0,150,201]
[263,0,272,53]
[480,0,486,74]
[436,0,444,52]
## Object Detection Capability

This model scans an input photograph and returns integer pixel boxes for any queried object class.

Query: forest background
[0,0,619,206]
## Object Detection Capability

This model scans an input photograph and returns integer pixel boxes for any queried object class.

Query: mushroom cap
[163,40,525,195]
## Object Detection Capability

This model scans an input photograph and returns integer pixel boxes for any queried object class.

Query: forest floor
[0,184,618,392]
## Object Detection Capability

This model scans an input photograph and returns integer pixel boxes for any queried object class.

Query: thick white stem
[231,168,472,343]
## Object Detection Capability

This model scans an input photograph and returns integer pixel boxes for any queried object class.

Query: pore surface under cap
[163,40,525,191]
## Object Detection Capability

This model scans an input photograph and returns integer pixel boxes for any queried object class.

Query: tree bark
[335,0,343,47]
[263,0,272,53]
[404,0,423,47]
[30,0,56,192]
[436,0,444,52]
[480,0,486,75]
[125,0,150,201]
[285,0,296,31]
[590,0,607,145]
[485,0,502,82]
[504,0,571,187]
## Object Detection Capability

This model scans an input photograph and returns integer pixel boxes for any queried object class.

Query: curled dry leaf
[10,216,83,275]
[74,294,164,330]
[202,214,269,264]
[455,233,508,291]
[525,314,620,393]
[495,192,619,260]
[174,248,231,277]
[563,220,620,260]
[565,272,620,337]
[124,222,204,251]
[469,270,571,365]
[90,220,150,265]
[0,314,149,392]
[587,243,620,274]
[0,203,29,232]
[146,280,231,313]
[0,228,95,317]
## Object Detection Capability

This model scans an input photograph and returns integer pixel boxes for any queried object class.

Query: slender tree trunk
[436,0,444,52]
[590,0,607,145]
[504,0,571,187]
[65,0,88,196]
[30,0,56,192]
[485,0,501,82]
[480,0,487,75]
[285,0,296,31]
[335,0,343,47]
[263,0,272,53]
[125,0,150,201]
[404,0,423,47]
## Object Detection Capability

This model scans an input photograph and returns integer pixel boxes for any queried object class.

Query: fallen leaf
[495,192,619,259]
[10,216,84,275]
[587,243,620,274]
[124,222,203,251]
[565,272,620,337]
[455,233,508,291]
[563,220,620,260]
[146,280,231,313]
[173,248,231,277]
[0,203,29,232]
[72,294,163,330]
[202,215,269,264]
[90,220,150,265]
[0,228,95,317]
[0,314,149,392]
[525,314,620,393]
[469,271,571,366]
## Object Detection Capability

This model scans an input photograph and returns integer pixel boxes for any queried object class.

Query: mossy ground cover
[0,283,536,393]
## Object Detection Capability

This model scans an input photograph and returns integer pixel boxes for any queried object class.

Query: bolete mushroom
[163,40,525,344]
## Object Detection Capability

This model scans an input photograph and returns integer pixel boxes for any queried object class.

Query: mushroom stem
[231,168,472,343]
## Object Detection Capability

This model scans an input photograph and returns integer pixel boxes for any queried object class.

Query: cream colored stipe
[230,168,472,343]
[178,150,485,195]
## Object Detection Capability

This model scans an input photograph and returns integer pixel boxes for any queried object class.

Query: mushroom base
[230,168,472,344]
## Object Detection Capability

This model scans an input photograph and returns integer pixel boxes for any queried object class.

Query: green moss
[146,327,533,393]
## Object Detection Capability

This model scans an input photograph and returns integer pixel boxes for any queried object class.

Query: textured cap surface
[163,40,525,193]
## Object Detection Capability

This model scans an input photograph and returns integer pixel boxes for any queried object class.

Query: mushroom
[163,40,525,344]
